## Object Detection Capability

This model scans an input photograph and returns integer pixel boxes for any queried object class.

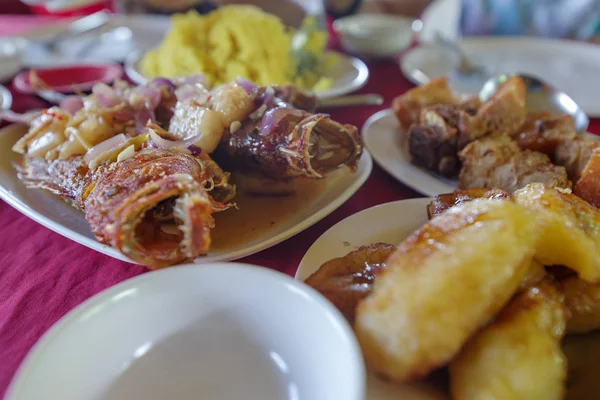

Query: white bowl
[333,14,416,59]
[5,263,365,400]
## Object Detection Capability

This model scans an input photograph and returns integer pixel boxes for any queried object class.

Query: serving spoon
[479,73,590,133]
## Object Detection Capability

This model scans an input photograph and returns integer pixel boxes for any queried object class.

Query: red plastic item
[27,0,114,17]
[13,63,124,94]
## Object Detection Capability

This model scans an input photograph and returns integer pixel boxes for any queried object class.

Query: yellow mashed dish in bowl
[140,5,333,92]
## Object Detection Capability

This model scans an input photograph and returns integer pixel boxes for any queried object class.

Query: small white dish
[296,198,450,400]
[125,50,370,99]
[400,37,600,117]
[6,262,366,400]
[0,124,372,265]
[0,37,28,83]
[362,109,456,196]
[333,14,416,59]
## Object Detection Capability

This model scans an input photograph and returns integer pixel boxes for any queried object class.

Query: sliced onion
[59,95,84,115]
[84,133,127,165]
[92,83,122,108]
[260,107,305,133]
[174,74,208,87]
[148,125,202,149]
[0,109,43,125]
[129,86,161,110]
[236,77,257,94]
[188,144,202,156]
[175,84,211,104]
[149,77,175,90]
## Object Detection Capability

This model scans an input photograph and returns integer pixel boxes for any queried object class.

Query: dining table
[1,13,599,398]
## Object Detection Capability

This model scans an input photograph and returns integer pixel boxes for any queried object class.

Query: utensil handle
[44,11,110,46]
[318,94,384,108]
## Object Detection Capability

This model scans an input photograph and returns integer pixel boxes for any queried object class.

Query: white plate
[362,109,455,197]
[125,50,369,99]
[18,15,170,67]
[296,198,450,400]
[400,37,600,116]
[0,124,372,265]
[6,262,365,400]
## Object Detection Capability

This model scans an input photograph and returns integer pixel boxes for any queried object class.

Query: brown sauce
[209,175,328,252]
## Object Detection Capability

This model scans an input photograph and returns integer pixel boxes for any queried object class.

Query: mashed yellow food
[140,5,332,91]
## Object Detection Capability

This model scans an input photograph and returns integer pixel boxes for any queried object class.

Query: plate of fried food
[298,183,600,399]
[0,76,370,269]
[363,76,600,208]
[124,5,369,99]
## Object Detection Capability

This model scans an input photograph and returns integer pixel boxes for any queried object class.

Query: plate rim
[362,108,456,197]
[0,149,373,266]
[124,50,369,99]
[295,197,430,280]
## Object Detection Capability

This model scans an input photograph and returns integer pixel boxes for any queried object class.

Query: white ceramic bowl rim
[6,262,366,400]
[333,14,416,37]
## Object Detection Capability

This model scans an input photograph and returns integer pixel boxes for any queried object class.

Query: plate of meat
[363,76,600,206]
[0,78,370,268]
[298,187,600,399]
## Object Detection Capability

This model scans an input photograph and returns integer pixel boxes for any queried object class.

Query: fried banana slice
[519,260,547,291]
[513,183,600,283]
[562,277,600,334]
[305,243,397,323]
[449,279,567,400]
[426,188,511,219]
[354,199,537,382]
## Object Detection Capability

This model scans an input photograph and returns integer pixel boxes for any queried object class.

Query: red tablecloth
[1,16,599,397]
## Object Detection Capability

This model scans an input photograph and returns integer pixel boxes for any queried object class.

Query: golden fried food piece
[477,76,526,136]
[513,183,600,282]
[519,260,547,291]
[574,147,600,208]
[354,199,537,382]
[562,277,600,334]
[449,279,567,400]
[426,188,511,219]
[304,243,397,323]
[555,135,599,182]
[392,77,456,131]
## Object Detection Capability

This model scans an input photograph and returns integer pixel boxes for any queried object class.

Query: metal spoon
[38,11,110,56]
[479,73,590,133]
[433,32,488,77]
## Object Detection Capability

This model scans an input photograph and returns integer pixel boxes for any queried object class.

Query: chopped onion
[84,134,127,165]
[148,126,202,149]
[59,95,84,115]
[236,77,257,94]
[116,144,135,162]
[260,107,305,133]
[188,145,202,156]
[129,86,161,110]
[0,109,43,125]
[174,75,208,87]
[149,77,175,90]
[92,83,121,108]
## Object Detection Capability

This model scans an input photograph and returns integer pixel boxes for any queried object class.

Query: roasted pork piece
[515,114,577,156]
[458,135,571,193]
[305,243,397,323]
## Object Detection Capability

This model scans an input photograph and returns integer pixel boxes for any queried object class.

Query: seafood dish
[306,183,600,399]
[392,76,600,207]
[9,77,362,268]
